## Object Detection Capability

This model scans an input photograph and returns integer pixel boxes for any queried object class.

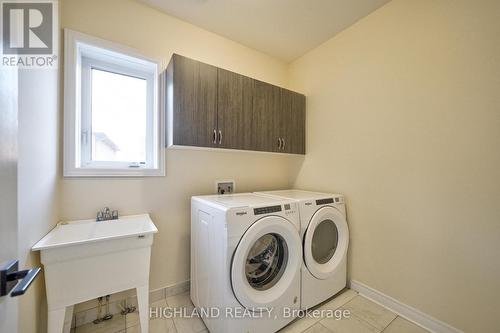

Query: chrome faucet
[96,207,119,222]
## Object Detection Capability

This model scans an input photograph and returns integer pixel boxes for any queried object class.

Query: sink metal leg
[136,284,149,333]
[47,307,66,333]
[63,305,74,333]
[47,305,74,333]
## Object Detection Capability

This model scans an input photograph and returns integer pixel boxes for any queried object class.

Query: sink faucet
[96,207,119,222]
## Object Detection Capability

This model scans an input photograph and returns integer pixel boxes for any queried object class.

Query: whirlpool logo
[1,0,58,68]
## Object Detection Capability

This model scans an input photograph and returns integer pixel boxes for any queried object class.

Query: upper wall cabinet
[166,54,306,154]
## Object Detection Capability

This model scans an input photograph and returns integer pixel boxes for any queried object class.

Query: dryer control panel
[316,197,344,205]
[316,198,334,205]
[304,196,344,207]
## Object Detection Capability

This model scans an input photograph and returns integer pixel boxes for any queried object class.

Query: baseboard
[164,279,190,298]
[349,280,463,333]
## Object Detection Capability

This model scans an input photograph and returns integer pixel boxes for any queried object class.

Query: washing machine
[255,190,349,310]
[191,193,302,333]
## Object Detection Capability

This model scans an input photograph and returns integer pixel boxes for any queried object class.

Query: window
[64,29,164,176]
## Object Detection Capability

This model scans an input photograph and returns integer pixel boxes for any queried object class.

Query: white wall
[288,0,500,332]
[17,68,60,332]
[0,67,20,333]
[59,0,302,291]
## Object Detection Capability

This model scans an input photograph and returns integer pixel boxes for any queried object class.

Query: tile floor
[72,289,430,333]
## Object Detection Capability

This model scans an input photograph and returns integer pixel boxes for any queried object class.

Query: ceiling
[138,0,391,62]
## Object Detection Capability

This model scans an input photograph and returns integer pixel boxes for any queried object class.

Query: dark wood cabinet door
[292,92,306,154]
[170,54,217,147]
[252,80,281,152]
[280,89,306,154]
[217,69,254,150]
[277,89,291,152]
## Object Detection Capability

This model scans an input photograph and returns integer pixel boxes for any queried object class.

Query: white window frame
[63,29,164,177]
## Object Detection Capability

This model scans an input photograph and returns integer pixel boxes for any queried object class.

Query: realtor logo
[2,2,52,54]
[1,1,57,68]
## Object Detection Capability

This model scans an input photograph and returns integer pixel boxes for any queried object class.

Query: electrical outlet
[216,180,235,195]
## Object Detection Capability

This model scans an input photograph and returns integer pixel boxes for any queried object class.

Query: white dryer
[191,193,302,333]
[255,190,349,310]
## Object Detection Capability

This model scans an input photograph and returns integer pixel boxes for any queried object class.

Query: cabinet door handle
[218,130,222,145]
[213,129,217,144]
[277,137,282,150]
[282,138,286,150]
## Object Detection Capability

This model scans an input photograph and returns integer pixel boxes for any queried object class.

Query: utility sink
[32,214,158,333]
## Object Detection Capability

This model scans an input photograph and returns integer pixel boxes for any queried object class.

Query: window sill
[63,167,165,178]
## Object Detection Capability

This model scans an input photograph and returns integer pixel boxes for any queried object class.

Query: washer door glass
[311,219,338,264]
[231,215,301,309]
[245,233,288,291]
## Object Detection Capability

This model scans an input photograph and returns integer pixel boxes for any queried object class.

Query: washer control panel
[254,205,282,215]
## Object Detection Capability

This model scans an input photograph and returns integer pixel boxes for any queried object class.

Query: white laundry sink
[32,214,158,333]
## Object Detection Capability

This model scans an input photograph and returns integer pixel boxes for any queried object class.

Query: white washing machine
[191,193,302,333]
[255,190,349,310]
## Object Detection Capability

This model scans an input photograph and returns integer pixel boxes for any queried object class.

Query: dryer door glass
[311,219,338,264]
[245,233,288,291]
[303,206,348,280]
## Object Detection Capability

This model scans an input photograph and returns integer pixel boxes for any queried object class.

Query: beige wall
[54,0,500,332]
[288,0,500,332]
[59,0,301,290]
